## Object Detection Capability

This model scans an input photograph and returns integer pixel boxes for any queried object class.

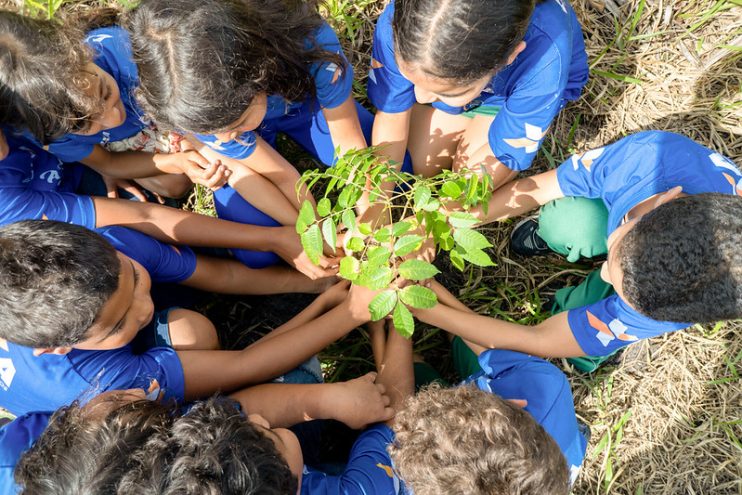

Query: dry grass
[3,0,741,493]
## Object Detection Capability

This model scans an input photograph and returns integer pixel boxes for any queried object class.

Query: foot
[510,217,552,256]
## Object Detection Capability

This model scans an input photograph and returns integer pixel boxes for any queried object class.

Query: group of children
[0,0,739,493]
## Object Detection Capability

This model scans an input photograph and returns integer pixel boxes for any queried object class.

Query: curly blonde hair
[389,384,569,495]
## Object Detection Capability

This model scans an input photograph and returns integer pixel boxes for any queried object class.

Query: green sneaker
[567,349,622,373]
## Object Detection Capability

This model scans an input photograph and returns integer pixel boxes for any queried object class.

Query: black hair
[126,0,345,134]
[15,397,298,495]
[0,9,121,142]
[393,0,535,84]
[0,220,121,348]
[619,193,742,323]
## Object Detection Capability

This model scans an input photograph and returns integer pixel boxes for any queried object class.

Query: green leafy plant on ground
[296,147,496,337]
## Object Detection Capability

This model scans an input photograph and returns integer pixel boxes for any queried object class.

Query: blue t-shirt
[367,0,588,172]
[0,130,96,228]
[301,350,587,493]
[556,131,742,356]
[41,26,149,162]
[194,22,353,160]
[0,226,196,416]
[0,412,51,495]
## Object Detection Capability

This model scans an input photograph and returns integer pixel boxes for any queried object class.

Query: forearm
[377,327,414,419]
[184,256,319,295]
[229,382,338,427]
[466,169,563,225]
[416,305,584,358]
[227,165,300,226]
[179,303,362,398]
[255,292,341,343]
[81,147,175,179]
[92,197,281,252]
[372,110,411,168]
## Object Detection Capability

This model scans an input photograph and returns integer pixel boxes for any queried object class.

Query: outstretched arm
[177,294,367,400]
[375,322,414,426]
[229,372,394,429]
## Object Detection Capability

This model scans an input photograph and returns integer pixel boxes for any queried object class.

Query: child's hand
[273,226,340,280]
[171,150,231,190]
[102,175,149,202]
[318,279,351,308]
[346,283,382,322]
[325,372,394,429]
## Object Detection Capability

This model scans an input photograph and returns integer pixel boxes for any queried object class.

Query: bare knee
[167,309,220,350]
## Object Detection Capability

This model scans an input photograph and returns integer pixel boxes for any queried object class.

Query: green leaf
[321,218,337,253]
[460,248,495,267]
[421,198,441,212]
[398,259,440,281]
[339,256,360,281]
[392,221,412,237]
[316,198,332,217]
[440,235,454,251]
[399,285,437,309]
[369,290,398,321]
[447,212,479,229]
[466,174,480,205]
[373,226,392,243]
[440,181,463,199]
[296,200,316,234]
[392,302,414,338]
[450,248,465,271]
[300,224,323,265]
[347,236,365,252]
[414,185,432,209]
[453,228,492,251]
[394,235,424,257]
[342,209,357,232]
[337,187,352,208]
[358,223,373,236]
[366,246,392,267]
[358,265,394,290]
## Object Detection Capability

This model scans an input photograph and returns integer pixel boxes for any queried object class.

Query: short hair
[0,220,120,348]
[126,0,345,134]
[15,397,298,495]
[393,0,535,84]
[0,11,101,141]
[619,193,742,323]
[389,384,569,495]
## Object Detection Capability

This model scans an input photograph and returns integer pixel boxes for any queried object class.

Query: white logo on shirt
[40,170,62,184]
[571,147,605,172]
[0,357,16,391]
[503,123,547,154]
[555,0,568,13]
[86,34,113,44]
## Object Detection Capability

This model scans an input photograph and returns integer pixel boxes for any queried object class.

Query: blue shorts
[130,308,175,353]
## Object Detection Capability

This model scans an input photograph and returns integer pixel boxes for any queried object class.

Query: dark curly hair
[0,9,121,142]
[393,0,535,84]
[126,0,346,134]
[0,220,120,348]
[619,193,742,323]
[15,397,297,495]
[390,383,569,495]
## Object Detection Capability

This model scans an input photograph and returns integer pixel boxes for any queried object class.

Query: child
[126,0,383,261]
[5,375,394,495]
[0,127,337,280]
[12,290,587,495]
[426,131,742,372]
[0,10,227,200]
[0,220,365,416]
[368,0,588,190]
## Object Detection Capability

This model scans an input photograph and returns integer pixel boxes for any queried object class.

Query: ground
[5,0,742,493]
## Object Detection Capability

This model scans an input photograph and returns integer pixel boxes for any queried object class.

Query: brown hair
[389,384,569,495]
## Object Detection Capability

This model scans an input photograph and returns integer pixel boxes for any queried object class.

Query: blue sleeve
[0,412,53,495]
[488,47,564,172]
[194,132,258,160]
[301,424,406,494]
[567,295,689,357]
[67,346,185,403]
[309,23,353,110]
[46,138,96,163]
[475,349,587,484]
[0,180,96,229]
[367,3,416,113]
[97,226,197,283]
